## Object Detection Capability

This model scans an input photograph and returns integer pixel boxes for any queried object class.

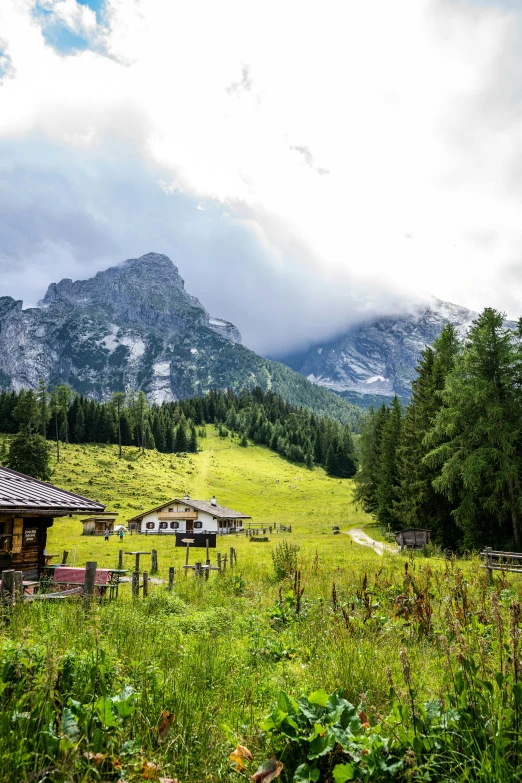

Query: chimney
[211,495,217,506]
[184,494,190,501]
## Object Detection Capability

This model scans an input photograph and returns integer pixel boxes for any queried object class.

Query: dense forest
[355,308,522,551]
[0,385,357,479]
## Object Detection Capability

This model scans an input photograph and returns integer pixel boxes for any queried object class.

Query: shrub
[271,539,299,580]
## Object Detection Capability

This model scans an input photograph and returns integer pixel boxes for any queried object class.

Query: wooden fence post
[223,554,227,571]
[61,550,68,565]
[194,562,202,577]
[151,550,158,574]
[143,571,149,597]
[118,549,123,569]
[13,571,23,604]
[84,562,97,599]
[486,547,493,581]
[168,567,175,590]
[217,553,222,573]
[132,571,139,598]
[1,570,14,606]
[229,547,234,568]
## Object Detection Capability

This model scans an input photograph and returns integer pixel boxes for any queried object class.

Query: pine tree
[134,391,149,454]
[188,424,198,453]
[393,325,460,546]
[36,380,49,437]
[353,405,388,514]
[74,402,85,443]
[375,396,402,528]
[49,389,61,463]
[426,309,522,549]
[13,389,40,435]
[56,383,73,443]
[174,423,188,453]
[111,392,126,458]
[7,388,51,479]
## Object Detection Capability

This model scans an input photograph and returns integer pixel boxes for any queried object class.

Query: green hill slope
[42,426,371,568]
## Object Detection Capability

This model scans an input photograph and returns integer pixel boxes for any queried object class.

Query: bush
[271,539,299,580]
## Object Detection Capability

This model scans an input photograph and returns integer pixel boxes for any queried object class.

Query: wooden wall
[0,516,53,580]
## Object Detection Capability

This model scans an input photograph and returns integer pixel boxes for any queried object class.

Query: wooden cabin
[395,528,431,551]
[127,495,250,535]
[0,466,105,579]
[81,513,118,536]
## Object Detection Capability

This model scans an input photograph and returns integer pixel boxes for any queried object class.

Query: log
[132,571,139,598]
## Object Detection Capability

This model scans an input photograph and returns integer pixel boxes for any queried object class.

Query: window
[170,521,179,530]
[168,508,174,512]
[195,521,202,529]
[159,521,167,529]
[185,507,190,512]
[146,522,154,530]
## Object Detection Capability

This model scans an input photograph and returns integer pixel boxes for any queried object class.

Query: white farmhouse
[127,496,251,535]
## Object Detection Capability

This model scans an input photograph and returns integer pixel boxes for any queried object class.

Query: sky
[1,0,522,356]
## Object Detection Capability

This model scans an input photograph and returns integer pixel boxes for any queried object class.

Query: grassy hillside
[3,431,521,782]
[43,426,371,572]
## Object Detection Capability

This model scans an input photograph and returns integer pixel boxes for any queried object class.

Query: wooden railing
[157,511,198,520]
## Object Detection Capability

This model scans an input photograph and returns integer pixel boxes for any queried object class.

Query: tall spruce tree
[425,309,522,549]
[353,404,388,515]
[111,392,126,458]
[374,396,402,528]
[393,324,460,546]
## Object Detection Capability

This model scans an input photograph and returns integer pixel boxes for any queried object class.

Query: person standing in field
[104,530,109,542]
[119,528,124,541]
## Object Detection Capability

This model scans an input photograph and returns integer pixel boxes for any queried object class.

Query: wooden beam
[12,518,23,554]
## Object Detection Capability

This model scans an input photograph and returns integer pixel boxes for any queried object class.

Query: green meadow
[44,426,371,573]
[2,428,522,782]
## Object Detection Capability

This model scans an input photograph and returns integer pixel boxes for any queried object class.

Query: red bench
[41,566,114,597]
[52,566,112,586]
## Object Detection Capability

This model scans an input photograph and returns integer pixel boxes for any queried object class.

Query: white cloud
[1,0,522,352]
[38,0,97,35]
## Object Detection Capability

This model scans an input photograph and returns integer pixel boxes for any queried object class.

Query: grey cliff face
[281,299,479,402]
[0,252,357,426]
[0,253,243,402]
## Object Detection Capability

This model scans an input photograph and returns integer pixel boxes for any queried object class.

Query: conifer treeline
[0,385,357,477]
[354,308,522,551]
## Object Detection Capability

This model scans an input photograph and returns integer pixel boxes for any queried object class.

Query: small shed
[0,466,105,579]
[395,528,431,551]
[81,513,119,536]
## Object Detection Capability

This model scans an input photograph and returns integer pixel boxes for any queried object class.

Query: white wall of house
[137,504,244,534]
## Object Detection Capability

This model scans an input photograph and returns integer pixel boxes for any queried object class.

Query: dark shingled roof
[0,466,105,515]
[127,497,250,522]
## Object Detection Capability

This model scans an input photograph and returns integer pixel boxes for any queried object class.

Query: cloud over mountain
[1,0,522,354]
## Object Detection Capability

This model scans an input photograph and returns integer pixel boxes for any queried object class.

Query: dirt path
[346,528,398,556]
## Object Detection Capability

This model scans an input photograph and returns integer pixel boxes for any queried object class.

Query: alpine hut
[127,495,250,535]
[81,513,119,536]
[395,528,431,551]
[0,466,105,579]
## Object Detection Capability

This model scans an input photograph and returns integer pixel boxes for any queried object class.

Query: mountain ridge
[279,297,484,401]
[0,252,360,425]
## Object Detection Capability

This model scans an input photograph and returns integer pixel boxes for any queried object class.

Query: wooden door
[186,520,194,533]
